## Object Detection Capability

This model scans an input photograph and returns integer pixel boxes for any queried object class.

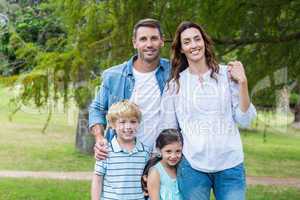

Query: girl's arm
[91,174,103,200]
[147,168,160,200]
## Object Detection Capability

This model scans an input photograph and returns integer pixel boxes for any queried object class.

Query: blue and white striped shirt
[95,137,151,200]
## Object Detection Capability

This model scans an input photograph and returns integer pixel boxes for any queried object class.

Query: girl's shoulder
[153,162,175,181]
[148,162,164,178]
[150,162,162,174]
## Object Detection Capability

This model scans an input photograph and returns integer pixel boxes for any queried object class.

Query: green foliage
[290,92,299,107]
[0,1,66,76]
[252,88,276,108]
[0,0,299,122]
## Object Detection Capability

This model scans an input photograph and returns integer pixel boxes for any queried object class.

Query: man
[89,18,170,159]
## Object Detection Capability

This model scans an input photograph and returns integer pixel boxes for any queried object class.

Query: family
[89,18,256,200]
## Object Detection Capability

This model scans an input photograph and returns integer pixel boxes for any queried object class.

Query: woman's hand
[228,61,247,84]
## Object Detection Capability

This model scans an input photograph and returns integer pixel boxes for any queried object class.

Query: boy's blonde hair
[107,100,142,125]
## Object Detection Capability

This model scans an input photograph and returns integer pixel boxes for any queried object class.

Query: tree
[1,0,299,154]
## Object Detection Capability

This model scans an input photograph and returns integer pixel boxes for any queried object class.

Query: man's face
[133,26,164,63]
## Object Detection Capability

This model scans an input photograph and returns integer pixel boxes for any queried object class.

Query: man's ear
[132,37,137,49]
[160,37,165,47]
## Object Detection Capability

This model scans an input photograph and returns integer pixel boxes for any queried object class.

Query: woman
[161,21,256,200]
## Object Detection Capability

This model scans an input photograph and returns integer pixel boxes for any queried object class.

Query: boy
[91,100,151,200]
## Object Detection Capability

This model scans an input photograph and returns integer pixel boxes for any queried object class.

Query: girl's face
[180,27,205,64]
[160,142,182,167]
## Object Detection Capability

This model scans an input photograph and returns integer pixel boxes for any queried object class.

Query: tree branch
[213,32,300,45]
[164,32,300,45]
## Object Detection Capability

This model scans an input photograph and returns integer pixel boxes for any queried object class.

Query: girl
[141,129,183,200]
[161,21,256,200]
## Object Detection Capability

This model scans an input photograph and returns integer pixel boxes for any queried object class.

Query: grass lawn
[0,178,90,200]
[1,178,299,200]
[0,86,94,171]
[246,185,300,200]
[242,127,300,178]
[0,85,300,178]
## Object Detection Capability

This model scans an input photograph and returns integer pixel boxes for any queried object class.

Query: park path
[0,171,300,188]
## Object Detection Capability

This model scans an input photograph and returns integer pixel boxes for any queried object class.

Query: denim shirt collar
[125,55,167,76]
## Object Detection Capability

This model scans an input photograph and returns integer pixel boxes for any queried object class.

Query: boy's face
[112,117,139,143]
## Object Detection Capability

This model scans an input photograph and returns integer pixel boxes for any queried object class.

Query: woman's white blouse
[160,65,256,172]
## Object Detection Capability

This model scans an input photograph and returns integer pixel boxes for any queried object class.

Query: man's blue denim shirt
[88,55,170,138]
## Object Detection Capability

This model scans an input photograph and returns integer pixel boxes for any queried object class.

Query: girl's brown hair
[169,21,219,91]
[141,129,183,197]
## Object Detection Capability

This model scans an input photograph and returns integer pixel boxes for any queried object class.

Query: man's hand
[91,124,108,160]
[227,61,247,84]
[94,137,108,160]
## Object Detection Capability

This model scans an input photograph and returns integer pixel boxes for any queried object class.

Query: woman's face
[180,27,205,64]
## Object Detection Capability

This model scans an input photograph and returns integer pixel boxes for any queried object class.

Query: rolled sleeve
[235,103,257,128]
[230,80,257,128]
[88,81,109,129]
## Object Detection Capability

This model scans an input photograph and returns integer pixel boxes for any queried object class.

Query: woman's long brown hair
[169,21,219,92]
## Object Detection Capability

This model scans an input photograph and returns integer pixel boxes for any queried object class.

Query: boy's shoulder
[135,140,152,154]
[107,138,151,154]
[142,143,152,155]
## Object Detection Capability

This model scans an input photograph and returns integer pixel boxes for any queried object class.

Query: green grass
[242,129,300,178]
[0,178,90,200]
[1,85,300,178]
[0,86,94,171]
[1,178,299,200]
[246,186,300,200]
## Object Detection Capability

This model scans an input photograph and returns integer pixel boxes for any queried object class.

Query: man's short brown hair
[133,18,163,38]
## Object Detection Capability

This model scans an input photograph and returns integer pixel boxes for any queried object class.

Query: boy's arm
[92,157,107,200]
[147,168,160,200]
[91,174,103,200]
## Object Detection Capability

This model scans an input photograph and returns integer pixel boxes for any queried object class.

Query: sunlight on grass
[0,178,90,200]
[1,178,299,200]
[0,85,94,171]
[1,85,300,177]
[242,129,300,178]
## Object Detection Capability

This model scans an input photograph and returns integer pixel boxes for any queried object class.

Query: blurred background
[0,0,299,199]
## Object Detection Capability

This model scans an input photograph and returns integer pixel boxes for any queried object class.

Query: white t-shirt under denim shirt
[130,68,161,149]
[160,65,257,172]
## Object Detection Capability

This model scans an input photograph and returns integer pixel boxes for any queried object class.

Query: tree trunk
[75,105,95,154]
[293,84,300,128]
[276,86,290,114]
[294,100,300,123]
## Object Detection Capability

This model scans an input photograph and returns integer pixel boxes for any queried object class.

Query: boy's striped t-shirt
[94,137,151,200]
